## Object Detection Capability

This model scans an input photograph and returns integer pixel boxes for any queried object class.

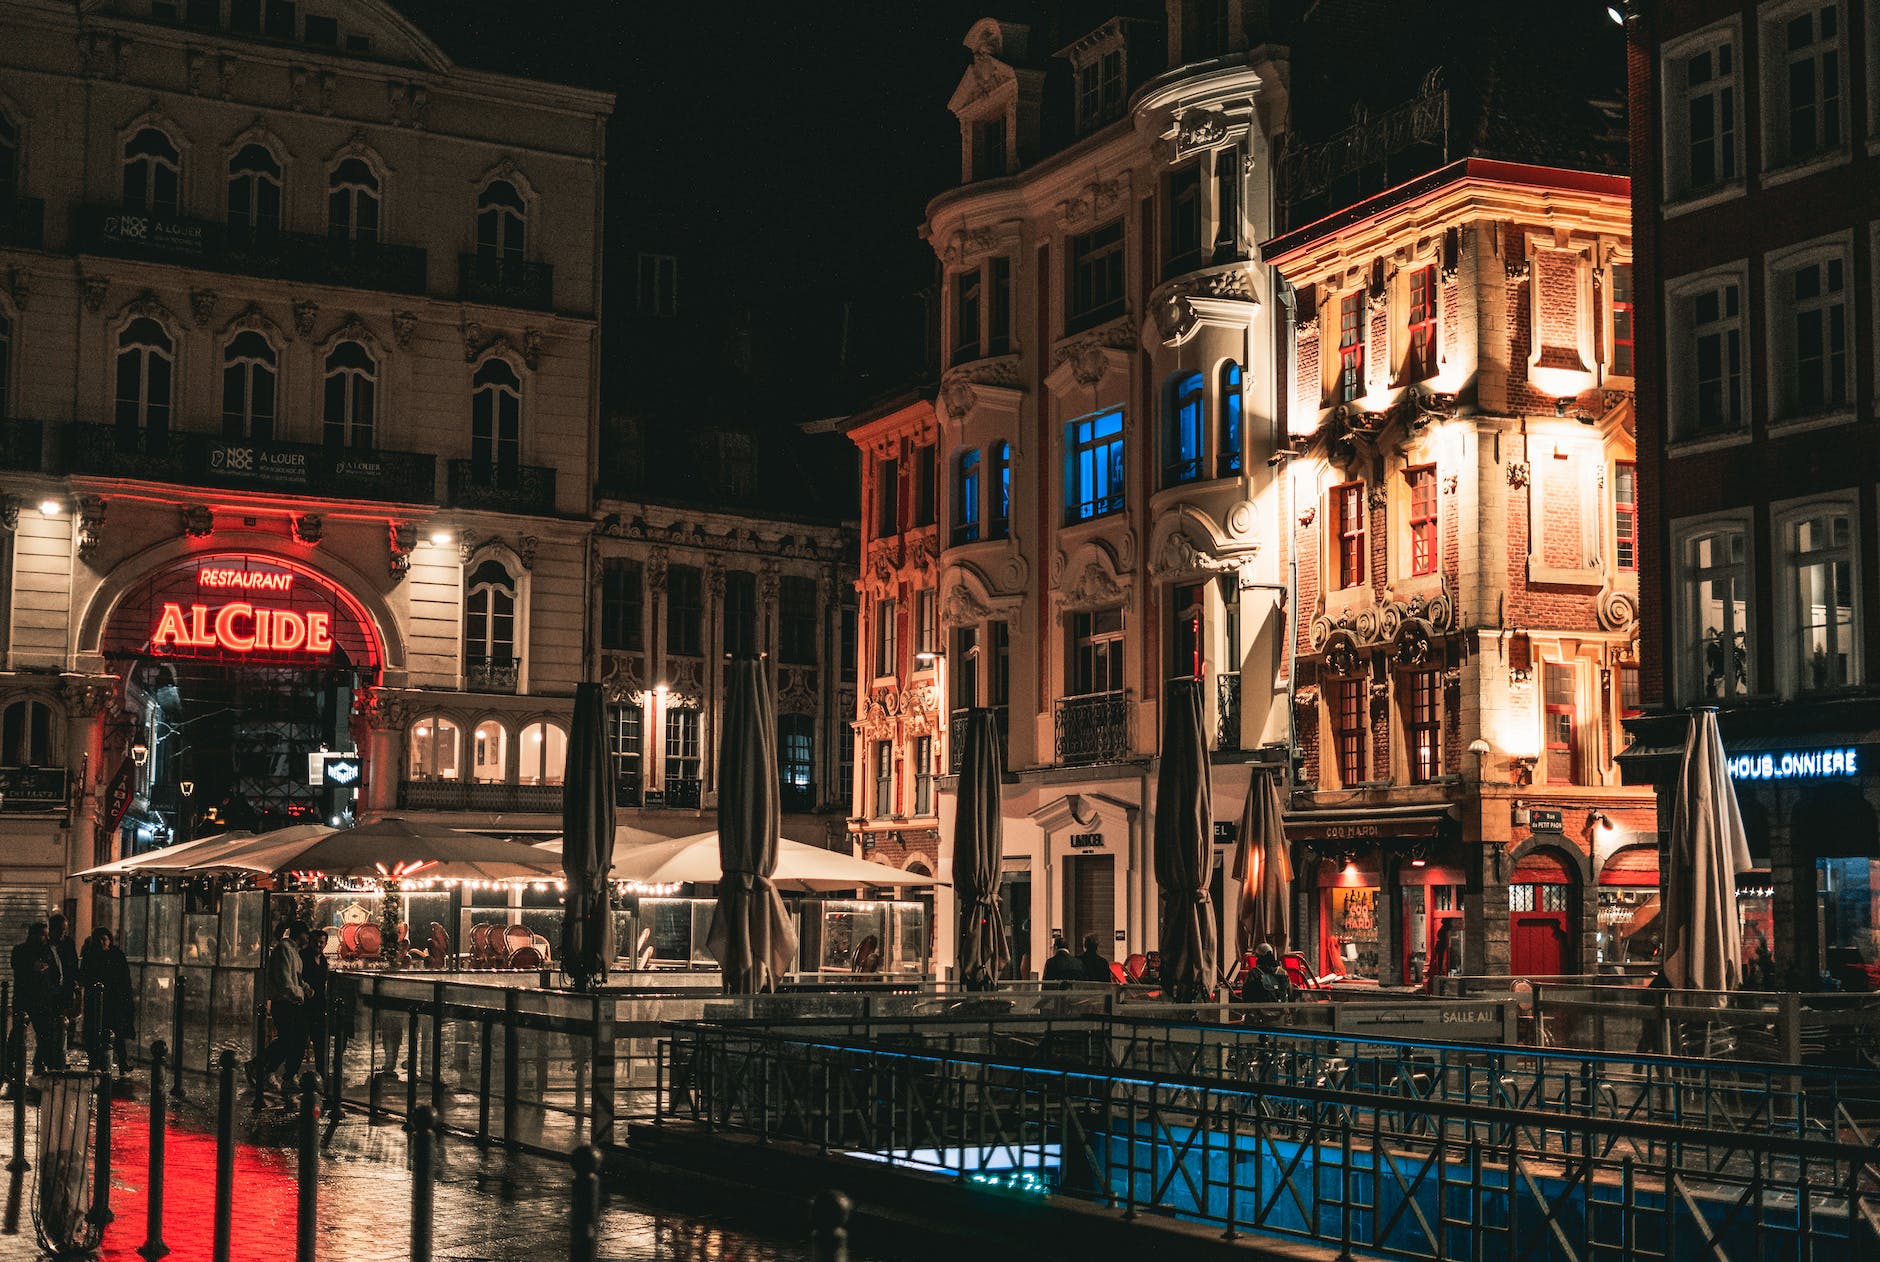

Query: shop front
[1287,805,1463,986]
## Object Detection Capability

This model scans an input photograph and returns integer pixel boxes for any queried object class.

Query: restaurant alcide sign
[0,766,70,811]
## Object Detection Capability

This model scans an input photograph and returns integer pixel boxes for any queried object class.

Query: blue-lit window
[1218,361,1242,475]
[1065,410,1125,524]
[779,714,814,812]
[954,448,981,546]
[990,440,1011,540]
[1163,372,1203,486]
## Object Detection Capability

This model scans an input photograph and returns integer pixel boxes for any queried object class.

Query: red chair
[509,945,543,970]
[1124,953,1148,982]
[469,923,492,967]
[426,923,449,971]
[852,935,882,974]
[1280,951,1324,993]
[355,922,383,962]
[1108,961,1128,985]
[504,924,533,966]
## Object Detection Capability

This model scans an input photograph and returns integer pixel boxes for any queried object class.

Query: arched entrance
[101,552,384,842]
[1509,849,1576,976]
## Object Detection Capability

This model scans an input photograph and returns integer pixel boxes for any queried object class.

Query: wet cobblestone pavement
[0,1086,824,1261]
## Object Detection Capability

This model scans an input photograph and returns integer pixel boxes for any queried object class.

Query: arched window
[226,143,282,240]
[464,558,517,676]
[0,111,18,205]
[123,128,180,217]
[475,180,526,262]
[471,358,522,486]
[221,330,277,440]
[1217,361,1242,476]
[471,719,508,783]
[989,440,1011,540]
[1,699,56,766]
[778,713,814,812]
[322,340,377,450]
[1163,371,1204,487]
[518,721,567,786]
[115,317,174,445]
[409,716,460,780]
[327,157,380,246]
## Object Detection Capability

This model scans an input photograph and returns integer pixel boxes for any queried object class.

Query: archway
[1508,847,1578,976]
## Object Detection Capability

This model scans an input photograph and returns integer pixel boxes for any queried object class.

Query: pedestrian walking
[8,922,54,1081]
[47,913,80,1052]
[246,921,312,1102]
[301,928,332,1080]
[24,920,68,1074]
[78,927,135,1074]
[1077,933,1113,983]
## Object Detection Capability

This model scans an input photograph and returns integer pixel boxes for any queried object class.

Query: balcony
[397,780,562,813]
[0,197,45,250]
[0,419,45,472]
[445,459,557,516]
[465,656,520,694]
[948,706,1010,774]
[73,205,427,295]
[60,423,437,504]
[1217,671,1242,752]
[663,777,703,810]
[457,253,554,311]
[1054,691,1129,766]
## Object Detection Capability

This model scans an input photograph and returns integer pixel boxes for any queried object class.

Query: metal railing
[457,252,554,310]
[465,656,520,694]
[74,204,428,294]
[0,196,43,249]
[445,458,557,515]
[1055,691,1129,765]
[663,777,702,809]
[397,779,562,813]
[0,418,44,472]
[1216,671,1241,750]
[60,422,438,503]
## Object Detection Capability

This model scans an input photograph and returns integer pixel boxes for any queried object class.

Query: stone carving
[180,505,213,538]
[293,299,318,338]
[456,534,480,565]
[76,497,106,563]
[645,547,668,589]
[82,276,110,313]
[1597,588,1638,633]
[1367,485,1389,510]
[5,267,28,310]
[1154,292,1197,345]
[940,379,978,418]
[778,666,818,716]
[903,682,941,737]
[940,226,1000,270]
[1202,268,1255,300]
[1442,473,1459,495]
[1149,529,1239,579]
[1442,667,1463,691]
[0,495,16,532]
[1298,505,1317,527]
[1368,680,1391,704]
[59,675,117,718]
[1505,257,1531,281]
[1296,310,1320,337]
[1176,109,1227,151]
[391,311,417,349]
[388,523,416,581]
[1051,322,1133,386]
[187,289,216,328]
[1292,685,1320,710]
[292,514,324,545]
[1060,561,1126,612]
[600,652,646,704]
[523,329,544,370]
[1308,575,1457,656]
[516,534,538,571]
[907,532,939,575]
[1506,461,1530,489]
[940,582,993,628]
[319,70,337,114]
[290,65,311,112]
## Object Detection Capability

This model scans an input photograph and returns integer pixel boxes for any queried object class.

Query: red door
[1510,913,1568,975]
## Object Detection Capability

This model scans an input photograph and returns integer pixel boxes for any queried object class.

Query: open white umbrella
[538,829,941,893]
[75,830,254,878]
[170,818,560,881]
[1662,709,1754,990]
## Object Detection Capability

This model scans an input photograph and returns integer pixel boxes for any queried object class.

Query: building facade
[1267,159,1658,983]
[1619,0,1880,989]
[0,0,610,936]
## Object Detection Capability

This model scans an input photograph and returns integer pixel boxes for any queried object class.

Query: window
[518,722,567,786]
[1,699,55,766]
[988,620,1011,709]
[874,598,897,678]
[876,456,899,537]
[1619,663,1642,718]
[1337,291,1365,402]
[1064,409,1125,524]
[322,341,376,450]
[873,740,894,817]
[989,441,1011,539]
[1213,149,1239,260]
[915,590,937,659]
[637,253,677,317]
[1171,582,1204,680]
[953,625,980,711]
[1405,466,1437,576]
[600,559,643,652]
[666,564,702,656]
[464,559,517,669]
[1185,0,1228,59]
[1070,608,1125,696]
[0,111,16,205]
[327,158,381,245]
[779,577,817,665]
[1680,523,1752,701]
[779,714,814,812]
[1333,482,1366,589]
[664,709,701,792]
[1771,245,1849,416]
[1610,263,1635,377]
[1406,671,1441,784]
[1330,679,1366,787]
[303,13,337,45]
[226,144,281,240]
[913,444,936,528]
[1217,362,1242,476]
[476,180,526,262]
[954,448,981,545]
[231,0,296,37]
[409,717,460,780]
[1068,221,1125,330]
[471,719,507,783]
[220,331,277,440]
[1543,663,1579,785]
[1076,48,1124,133]
[1166,165,1202,276]
[123,128,180,217]
[1766,3,1843,166]
[471,358,522,485]
[1666,30,1739,196]
[1783,505,1858,692]
[0,309,11,419]
[952,269,981,366]
[1615,462,1637,572]
[183,0,217,26]
[115,317,174,444]
[1668,273,1745,437]
[913,734,934,815]
[971,115,1006,181]
[607,704,642,805]
[1163,372,1204,486]
[987,257,1012,355]
[1404,265,1437,383]
[722,570,758,658]
[839,606,856,682]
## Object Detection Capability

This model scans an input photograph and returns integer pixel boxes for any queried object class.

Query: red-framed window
[1619,662,1641,718]
[1334,482,1366,589]
[1331,678,1366,787]
[1543,662,1578,785]
[1338,291,1365,402]
[1407,671,1441,784]
[1614,461,1637,572]
[1406,464,1438,576]
[1610,262,1635,377]
[1405,264,1437,382]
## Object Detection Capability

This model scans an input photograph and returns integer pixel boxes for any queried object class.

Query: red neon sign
[151,601,335,655]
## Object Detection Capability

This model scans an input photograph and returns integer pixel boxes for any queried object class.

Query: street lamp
[130,742,149,766]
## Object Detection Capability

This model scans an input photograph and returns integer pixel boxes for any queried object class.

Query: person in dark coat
[1078,934,1113,983]
[1241,943,1293,1004]
[78,927,135,1073]
[8,922,53,1083]
[1041,936,1084,981]
[47,914,80,1044]
[301,929,332,1082]
[21,920,66,1074]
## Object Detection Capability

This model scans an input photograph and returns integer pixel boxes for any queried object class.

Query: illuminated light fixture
[914,650,942,663]
[38,499,62,517]
[1410,857,1427,868]
[430,529,452,546]
[1606,4,1625,24]
[180,780,195,798]
[131,742,150,766]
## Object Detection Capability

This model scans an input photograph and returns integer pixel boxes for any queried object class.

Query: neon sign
[1727,748,1859,781]
[198,567,296,593]
[151,601,334,655]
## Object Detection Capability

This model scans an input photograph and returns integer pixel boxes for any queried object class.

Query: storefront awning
[1283,803,1461,843]
[1599,845,1659,886]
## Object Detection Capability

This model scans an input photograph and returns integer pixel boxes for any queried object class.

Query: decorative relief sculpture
[180,505,213,538]
[77,498,106,563]
[1308,575,1457,656]
[1596,588,1638,633]
[189,289,216,328]
[391,311,417,349]
[1506,461,1530,489]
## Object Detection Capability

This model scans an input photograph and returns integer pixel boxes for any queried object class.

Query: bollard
[89,1047,114,1227]
[5,1029,26,1174]
[810,1189,851,1262]
[169,974,187,1100]
[213,1050,235,1262]
[568,1144,601,1262]
[138,1041,170,1261]
[410,1104,436,1262]
[296,1071,319,1262]
[0,981,9,1085]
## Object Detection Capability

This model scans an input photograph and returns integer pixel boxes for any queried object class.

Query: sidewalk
[0,1085,814,1261]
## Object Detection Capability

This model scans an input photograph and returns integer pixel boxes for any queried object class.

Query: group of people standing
[7,915,136,1081]
[245,920,332,1105]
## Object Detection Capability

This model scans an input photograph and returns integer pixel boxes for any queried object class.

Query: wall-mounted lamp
[1511,799,1530,828]
[180,780,195,798]
[130,742,149,766]
[429,529,452,546]
[913,650,942,664]
[38,499,62,517]
[1509,756,1536,788]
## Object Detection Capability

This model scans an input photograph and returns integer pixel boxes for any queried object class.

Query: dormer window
[1076,49,1125,134]
[971,115,1007,181]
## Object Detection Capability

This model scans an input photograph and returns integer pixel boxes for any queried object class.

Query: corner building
[0,0,610,935]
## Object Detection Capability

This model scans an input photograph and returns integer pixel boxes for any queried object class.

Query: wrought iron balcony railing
[465,657,520,694]
[0,419,45,473]
[1054,690,1129,766]
[457,253,554,311]
[1217,671,1242,751]
[397,780,563,813]
[663,777,703,810]
[445,459,557,516]
[60,423,437,504]
[0,197,45,249]
[949,706,1011,774]
[74,205,427,294]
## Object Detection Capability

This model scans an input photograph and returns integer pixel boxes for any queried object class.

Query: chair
[426,923,449,971]
[355,922,383,962]
[338,922,362,962]
[509,945,543,970]
[1108,961,1128,985]
[852,935,882,974]
[1124,953,1148,983]
[1281,951,1324,993]
[470,923,492,967]
[504,923,533,966]
[635,927,655,971]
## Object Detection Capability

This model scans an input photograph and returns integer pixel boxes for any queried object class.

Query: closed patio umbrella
[1233,768,1291,959]
[952,707,1009,990]
[560,682,617,989]
[1155,678,1218,1001]
[1662,708,1753,991]
[705,659,797,993]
